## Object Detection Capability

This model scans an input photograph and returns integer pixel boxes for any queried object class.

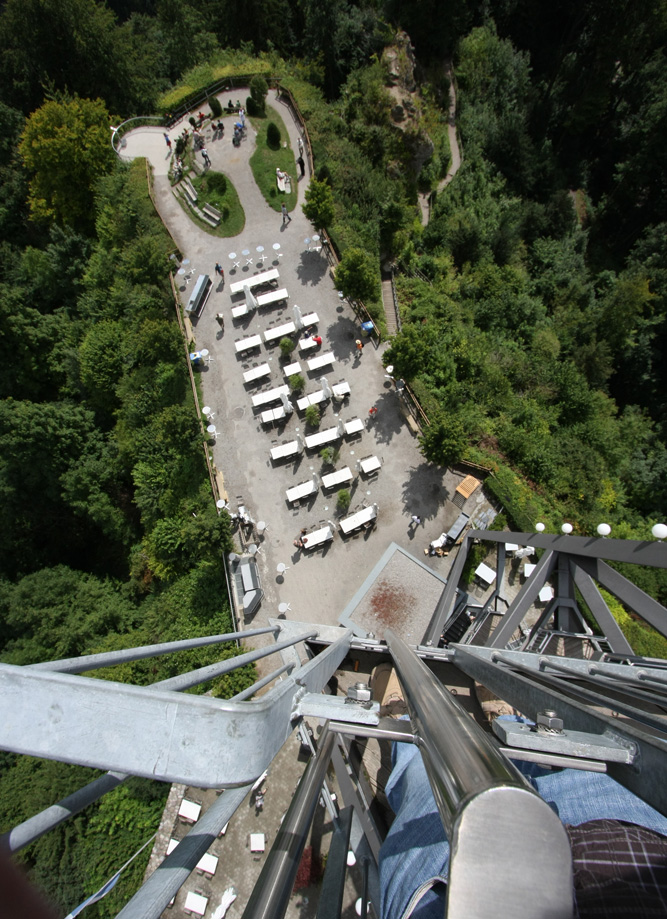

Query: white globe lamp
[561,523,573,534]
[535,522,545,532]
[597,523,611,537]
[652,523,667,541]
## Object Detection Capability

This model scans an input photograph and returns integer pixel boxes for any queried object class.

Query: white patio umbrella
[296,433,306,452]
[212,887,237,919]
[320,376,333,400]
[312,472,320,486]
[293,304,304,329]
[336,417,345,437]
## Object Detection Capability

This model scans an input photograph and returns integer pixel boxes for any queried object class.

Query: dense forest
[2,0,667,913]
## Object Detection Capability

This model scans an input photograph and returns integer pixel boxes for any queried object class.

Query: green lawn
[249,109,298,214]
[189,169,245,237]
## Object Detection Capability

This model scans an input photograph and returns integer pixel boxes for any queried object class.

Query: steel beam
[572,566,634,655]
[451,645,667,816]
[572,556,667,638]
[469,530,667,568]
[426,535,472,643]
[488,551,557,648]
[117,783,250,919]
[0,629,353,787]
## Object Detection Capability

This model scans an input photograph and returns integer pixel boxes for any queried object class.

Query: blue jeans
[379,717,667,919]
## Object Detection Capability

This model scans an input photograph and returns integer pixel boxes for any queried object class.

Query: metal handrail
[385,629,573,918]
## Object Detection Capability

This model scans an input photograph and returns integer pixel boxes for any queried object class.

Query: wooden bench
[181,177,197,205]
[202,202,221,226]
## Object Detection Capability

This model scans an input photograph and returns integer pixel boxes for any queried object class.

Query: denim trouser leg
[379,735,448,919]
[378,717,667,919]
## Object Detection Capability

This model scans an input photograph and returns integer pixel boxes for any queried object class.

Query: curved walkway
[121,89,478,639]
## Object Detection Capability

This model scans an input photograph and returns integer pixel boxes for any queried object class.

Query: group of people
[293,529,309,549]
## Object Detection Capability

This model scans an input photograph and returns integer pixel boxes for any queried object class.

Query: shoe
[371,663,408,718]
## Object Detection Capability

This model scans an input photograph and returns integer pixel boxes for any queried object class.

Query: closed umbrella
[243,285,258,310]
[212,887,237,919]
[280,392,293,413]
[296,433,305,452]
[336,417,345,437]
[293,304,303,329]
[320,376,333,400]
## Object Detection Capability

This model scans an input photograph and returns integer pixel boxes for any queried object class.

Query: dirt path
[417,64,462,226]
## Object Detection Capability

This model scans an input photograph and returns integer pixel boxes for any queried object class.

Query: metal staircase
[1,530,667,918]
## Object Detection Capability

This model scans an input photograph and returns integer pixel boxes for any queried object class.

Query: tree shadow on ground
[401,462,450,522]
[367,391,403,446]
[295,251,328,287]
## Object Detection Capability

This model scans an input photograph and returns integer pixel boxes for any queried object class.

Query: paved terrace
[123,91,495,644]
[123,90,499,919]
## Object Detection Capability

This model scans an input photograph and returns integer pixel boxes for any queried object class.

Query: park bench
[202,202,221,226]
[181,177,197,205]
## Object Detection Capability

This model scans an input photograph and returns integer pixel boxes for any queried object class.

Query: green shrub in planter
[305,405,320,427]
[279,337,296,358]
[337,489,351,512]
[208,95,222,119]
[266,122,281,149]
[289,373,305,393]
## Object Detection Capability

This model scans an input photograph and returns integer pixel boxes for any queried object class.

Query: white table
[229,268,279,295]
[322,467,353,489]
[303,526,334,549]
[235,335,262,353]
[539,585,554,602]
[307,351,335,371]
[250,833,266,852]
[360,455,381,474]
[475,563,496,586]
[184,891,208,916]
[196,852,219,876]
[264,321,296,343]
[299,336,319,352]
[344,418,364,435]
[283,360,302,377]
[505,543,519,555]
[243,363,271,383]
[257,287,289,307]
[340,505,377,535]
[296,390,325,410]
[332,382,350,399]
[232,302,253,319]
[524,563,536,578]
[178,799,201,823]
[286,480,318,503]
[305,427,341,449]
[270,441,301,460]
[299,311,319,327]
[261,406,286,424]
[251,385,288,407]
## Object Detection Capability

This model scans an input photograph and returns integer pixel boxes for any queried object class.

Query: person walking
[410,514,422,528]
[215,263,224,280]
[297,155,305,178]
[201,147,211,167]
[163,133,171,150]
[281,202,291,224]
[215,313,225,329]
[355,339,364,355]
[297,136,303,156]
